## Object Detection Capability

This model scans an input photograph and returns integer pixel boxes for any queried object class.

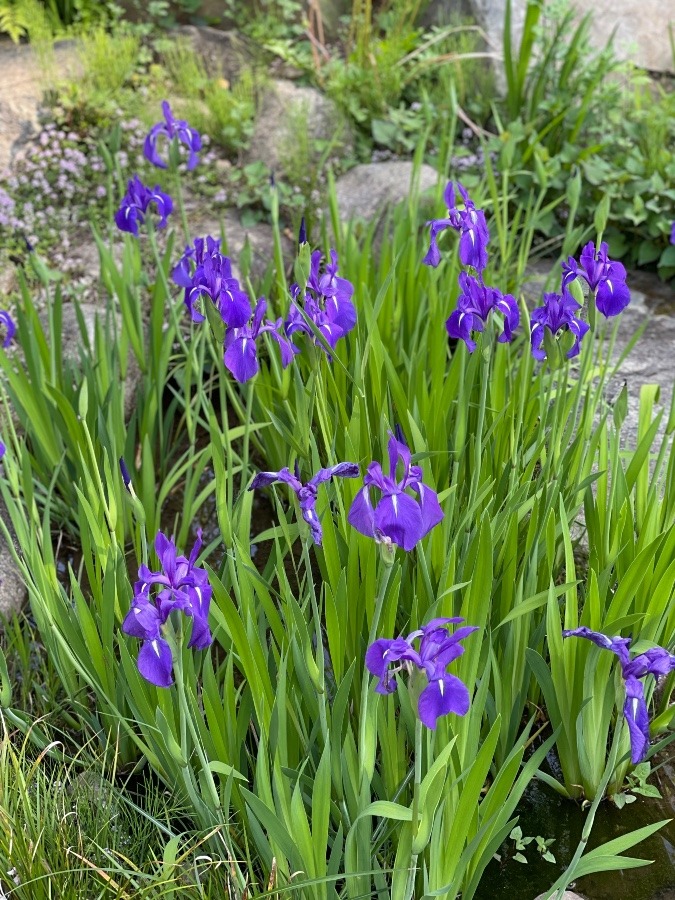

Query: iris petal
[418,674,471,729]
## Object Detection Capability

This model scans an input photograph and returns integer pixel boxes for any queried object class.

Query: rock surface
[0,499,26,621]
[173,26,257,85]
[333,161,439,224]
[190,210,293,282]
[246,79,352,175]
[610,279,675,453]
[0,39,81,171]
[460,0,674,74]
[521,260,675,452]
[534,893,586,900]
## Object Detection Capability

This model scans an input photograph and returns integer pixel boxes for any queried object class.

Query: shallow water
[477,755,675,900]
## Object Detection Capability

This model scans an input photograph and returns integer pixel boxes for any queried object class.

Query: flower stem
[549,716,625,899]
[469,345,490,511]
[171,625,221,815]
[358,558,395,782]
[405,717,424,900]
[241,380,254,490]
[302,538,329,745]
[173,170,191,247]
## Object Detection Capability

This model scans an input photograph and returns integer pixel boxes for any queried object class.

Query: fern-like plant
[0,0,32,42]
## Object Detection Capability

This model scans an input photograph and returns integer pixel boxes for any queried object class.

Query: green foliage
[0,141,672,897]
[580,80,675,275]
[49,24,146,131]
[0,713,235,898]
[0,0,33,41]
[41,0,110,27]
[220,0,306,43]
[0,0,112,41]
[0,0,62,42]
[161,38,258,156]
[494,0,674,275]
[323,13,495,149]
[78,25,141,95]
[502,826,556,865]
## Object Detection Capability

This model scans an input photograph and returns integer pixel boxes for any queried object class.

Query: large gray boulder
[333,161,439,224]
[449,0,674,74]
[246,79,352,176]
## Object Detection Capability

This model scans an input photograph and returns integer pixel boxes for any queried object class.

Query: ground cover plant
[0,90,673,900]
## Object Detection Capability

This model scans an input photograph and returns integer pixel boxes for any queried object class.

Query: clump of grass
[160,38,258,157]
[0,718,237,898]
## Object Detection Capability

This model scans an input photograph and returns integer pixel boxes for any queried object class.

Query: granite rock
[462,0,674,75]
[247,79,352,176]
[333,160,439,224]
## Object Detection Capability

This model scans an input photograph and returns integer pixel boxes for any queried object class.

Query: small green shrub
[161,38,258,156]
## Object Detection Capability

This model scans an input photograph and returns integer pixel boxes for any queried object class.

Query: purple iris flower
[446,272,519,352]
[366,618,478,729]
[249,461,360,545]
[0,310,16,348]
[285,249,356,354]
[423,182,490,272]
[348,432,444,552]
[0,441,5,459]
[563,626,675,764]
[670,222,675,244]
[172,236,222,294]
[224,298,299,383]
[144,100,201,171]
[114,175,173,236]
[562,242,630,318]
[184,252,251,328]
[530,290,590,361]
[122,530,213,687]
